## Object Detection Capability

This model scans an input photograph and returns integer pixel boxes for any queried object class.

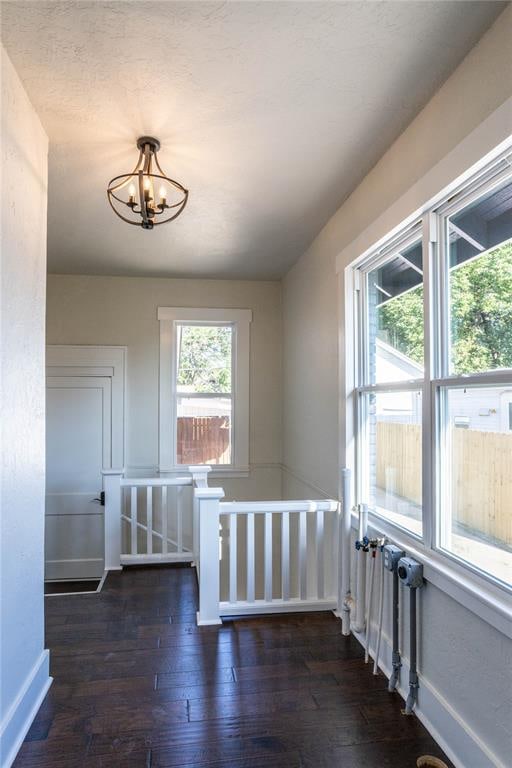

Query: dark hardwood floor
[14,566,453,767]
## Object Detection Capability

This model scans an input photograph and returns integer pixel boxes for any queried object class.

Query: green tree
[378,242,512,373]
[177,326,232,393]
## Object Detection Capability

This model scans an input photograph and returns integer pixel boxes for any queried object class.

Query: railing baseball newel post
[101,469,124,572]
[196,487,224,626]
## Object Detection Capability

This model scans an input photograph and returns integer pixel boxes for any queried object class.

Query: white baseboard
[0,650,52,768]
[220,598,337,617]
[45,558,104,580]
[352,626,503,768]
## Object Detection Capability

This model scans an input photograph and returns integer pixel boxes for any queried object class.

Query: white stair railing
[103,469,341,628]
[102,466,210,569]
[196,493,340,626]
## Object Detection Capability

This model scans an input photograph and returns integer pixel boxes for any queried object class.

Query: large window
[354,156,512,590]
[158,307,252,474]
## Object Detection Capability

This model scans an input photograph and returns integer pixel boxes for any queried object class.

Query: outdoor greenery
[378,241,512,374]
[177,325,232,393]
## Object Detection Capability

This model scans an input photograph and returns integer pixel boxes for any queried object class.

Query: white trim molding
[158,307,252,474]
[0,650,51,768]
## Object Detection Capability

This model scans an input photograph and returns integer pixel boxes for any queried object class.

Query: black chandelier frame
[107,136,188,229]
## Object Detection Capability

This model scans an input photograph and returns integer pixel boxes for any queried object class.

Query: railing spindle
[281,511,290,601]
[316,508,324,599]
[264,511,272,602]
[177,486,183,553]
[131,486,138,555]
[246,512,255,602]
[146,486,153,555]
[229,514,237,603]
[299,510,307,599]
[162,486,168,554]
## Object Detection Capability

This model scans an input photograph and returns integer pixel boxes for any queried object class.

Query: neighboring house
[376,338,512,432]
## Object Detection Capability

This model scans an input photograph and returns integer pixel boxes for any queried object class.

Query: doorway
[45,346,125,581]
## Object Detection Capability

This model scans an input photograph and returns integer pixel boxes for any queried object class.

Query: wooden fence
[177,416,231,465]
[376,422,512,546]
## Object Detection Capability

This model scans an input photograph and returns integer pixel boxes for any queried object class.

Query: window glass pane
[177,396,231,465]
[367,239,424,384]
[177,325,232,394]
[448,177,512,375]
[363,389,422,535]
[176,324,233,465]
[438,385,512,587]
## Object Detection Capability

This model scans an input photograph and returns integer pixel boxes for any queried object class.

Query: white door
[45,376,112,580]
[45,345,125,580]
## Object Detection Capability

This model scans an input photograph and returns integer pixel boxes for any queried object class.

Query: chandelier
[107,136,188,229]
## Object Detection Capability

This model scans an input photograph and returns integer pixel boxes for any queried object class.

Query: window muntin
[438,383,512,588]
[175,324,233,466]
[353,154,512,591]
[446,177,512,376]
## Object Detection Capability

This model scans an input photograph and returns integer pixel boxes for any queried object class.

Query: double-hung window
[158,307,252,474]
[354,153,512,590]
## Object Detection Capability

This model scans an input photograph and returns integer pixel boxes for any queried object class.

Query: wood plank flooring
[14,565,453,768]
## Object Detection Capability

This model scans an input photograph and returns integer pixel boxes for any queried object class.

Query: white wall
[46,275,282,500]
[282,8,512,768]
[0,47,50,767]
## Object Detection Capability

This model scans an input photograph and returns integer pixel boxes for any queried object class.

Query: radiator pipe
[404,586,419,714]
[388,566,401,692]
[373,545,385,675]
[352,503,368,634]
[340,469,352,636]
[364,547,376,663]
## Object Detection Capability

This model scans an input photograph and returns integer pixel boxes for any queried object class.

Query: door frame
[46,345,126,470]
[45,346,126,580]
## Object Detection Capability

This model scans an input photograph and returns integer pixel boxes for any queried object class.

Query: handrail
[219,499,338,514]
[120,476,192,487]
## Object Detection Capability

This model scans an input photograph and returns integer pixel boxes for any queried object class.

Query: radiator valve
[397,556,424,588]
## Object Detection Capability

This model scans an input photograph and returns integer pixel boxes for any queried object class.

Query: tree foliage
[177,325,232,393]
[378,242,512,373]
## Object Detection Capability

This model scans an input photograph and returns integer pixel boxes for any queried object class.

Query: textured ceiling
[0,1,506,279]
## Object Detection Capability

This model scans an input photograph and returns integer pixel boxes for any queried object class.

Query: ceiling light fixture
[107,136,188,229]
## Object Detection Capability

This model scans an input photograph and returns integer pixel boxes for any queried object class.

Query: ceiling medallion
[107,136,188,229]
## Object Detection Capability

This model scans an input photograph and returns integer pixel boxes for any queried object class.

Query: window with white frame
[158,307,252,474]
[353,154,512,590]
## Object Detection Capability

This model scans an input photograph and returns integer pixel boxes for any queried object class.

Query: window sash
[352,156,512,593]
[158,307,251,474]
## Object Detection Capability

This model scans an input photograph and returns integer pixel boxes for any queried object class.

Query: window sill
[351,509,512,639]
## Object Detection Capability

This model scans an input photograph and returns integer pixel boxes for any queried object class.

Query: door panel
[45,377,111,580]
